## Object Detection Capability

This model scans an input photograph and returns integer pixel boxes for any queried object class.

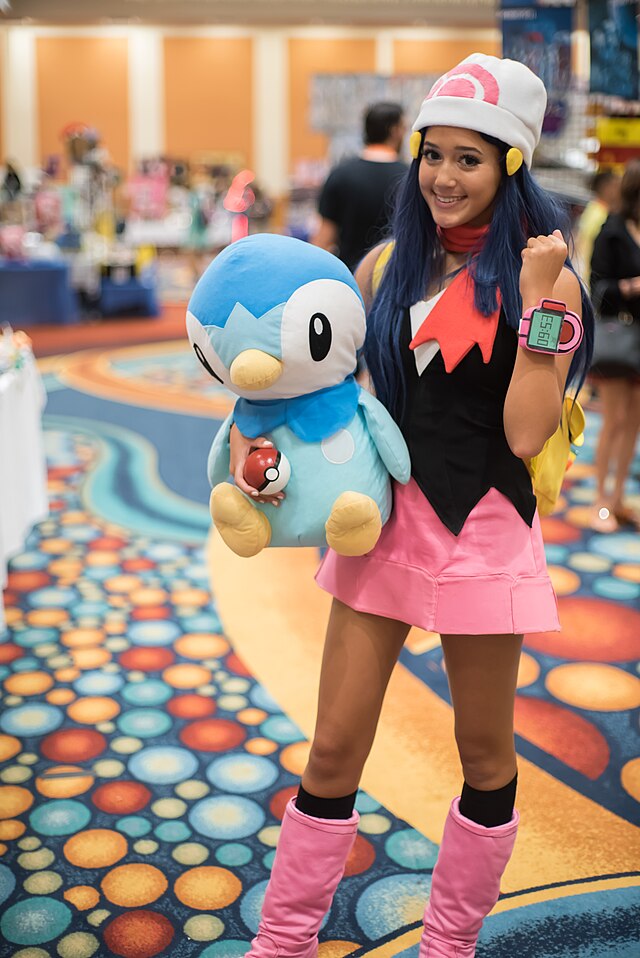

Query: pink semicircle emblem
[427,62,500,105]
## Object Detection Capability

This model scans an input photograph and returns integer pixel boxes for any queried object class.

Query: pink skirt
[316,479,560,635]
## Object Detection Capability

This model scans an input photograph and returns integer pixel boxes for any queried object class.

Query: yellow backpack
[371,242,585,517]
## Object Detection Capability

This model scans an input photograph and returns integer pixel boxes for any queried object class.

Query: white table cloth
[0,352,48,633]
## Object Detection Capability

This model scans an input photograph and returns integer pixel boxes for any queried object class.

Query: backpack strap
[371,241,395,296]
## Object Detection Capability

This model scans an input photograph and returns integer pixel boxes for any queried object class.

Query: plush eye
[186,310,226,385]
[193,342,223,383]
[309,312,332,361]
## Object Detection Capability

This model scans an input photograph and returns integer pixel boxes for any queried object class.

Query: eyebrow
[424,141,483,154]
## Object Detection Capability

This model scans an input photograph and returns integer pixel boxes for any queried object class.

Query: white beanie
[411,53,547,168]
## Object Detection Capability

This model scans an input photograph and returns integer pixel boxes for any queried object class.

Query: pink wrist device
[518,298,583,355]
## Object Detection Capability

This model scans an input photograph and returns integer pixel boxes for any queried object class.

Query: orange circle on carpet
[0,734,21,762]
[67,696,121,724]
[0,819,26,840]
[167,695,216,719]
[163,664,212,689]
[41,729,107,763]
[4,671,55,696]
[61,629,104,649]
[174,866,241,910]
[526,597,640,662]
[174,634,229,660]
[36,765,95,798]
[119,648,175,672]
[280,742,311,776]
[179,719,246,752]
[64,885,101,910]
[0,785,34,819]
[64,829,128,868]
[621,757,640,802]
[546,663,640,711]
[101,863,168,907]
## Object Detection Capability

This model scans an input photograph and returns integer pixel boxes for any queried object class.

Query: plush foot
[325,492,382,557]
[210,483,272,557]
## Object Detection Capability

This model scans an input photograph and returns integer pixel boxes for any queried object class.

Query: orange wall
[288,38,377,166]
[36,37,129,172]
[164,37,253,165]
[392,38,500,75]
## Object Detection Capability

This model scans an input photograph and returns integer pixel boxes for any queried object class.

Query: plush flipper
[325,491,381,556]
[210,482,272,557]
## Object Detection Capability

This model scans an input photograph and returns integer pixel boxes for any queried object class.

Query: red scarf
[410,225,500,371]
[437,224,490,253]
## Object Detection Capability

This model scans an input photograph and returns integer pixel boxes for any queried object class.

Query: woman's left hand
[519,229,568,307]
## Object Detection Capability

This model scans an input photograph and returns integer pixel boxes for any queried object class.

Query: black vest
[399,308,536,535]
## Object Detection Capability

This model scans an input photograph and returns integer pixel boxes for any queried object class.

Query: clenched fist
[520,229,568,308]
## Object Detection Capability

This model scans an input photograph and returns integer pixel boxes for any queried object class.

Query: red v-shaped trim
[409,268,501,373]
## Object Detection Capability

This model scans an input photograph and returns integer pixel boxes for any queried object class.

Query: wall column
[128,27,165,168]
[253,30,289,198]
[1,26,38,169]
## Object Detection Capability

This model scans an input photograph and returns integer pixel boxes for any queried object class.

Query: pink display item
[316,479,559,635]
[419,798,519,957]
[246,798,359,958]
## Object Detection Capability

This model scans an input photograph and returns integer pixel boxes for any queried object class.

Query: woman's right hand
[229,424,284,506]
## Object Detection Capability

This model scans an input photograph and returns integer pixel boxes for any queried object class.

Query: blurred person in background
[311,102,408,272]
[1,160,22,203]
[574,169,620,286]
[590,159,640,532]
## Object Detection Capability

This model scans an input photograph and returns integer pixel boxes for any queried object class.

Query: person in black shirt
[589,159,640,531]
[311,102,408,272]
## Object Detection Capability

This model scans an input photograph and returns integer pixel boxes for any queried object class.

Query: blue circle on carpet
[259,716,302,745]
[0,864,16,907]
[117,816,153,838]
[122,679,173,706]
[205,755,279,794]
[1,898,72,945]
[0,703,64,736]
[30,799,92,836]
[200,942,251,958]
[356,873,431,938]
[14,628,59,647]
[249,686,280,713]
[590,533,640,563]
[117,708,172,738]
[215,843,253,867]
[129,620,182,647]
[74,672,125,696]
[155,821,192,843]
[12,657,41,672]
[385,829,438,870]
[129,746,199,785]
[188,796,265,840]
[10,552,50,570]
[593,577,640,601]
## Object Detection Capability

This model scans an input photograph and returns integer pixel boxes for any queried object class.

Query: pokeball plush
[243,447,291,495]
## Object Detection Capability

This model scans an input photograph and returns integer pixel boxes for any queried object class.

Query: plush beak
[229,349,283,390]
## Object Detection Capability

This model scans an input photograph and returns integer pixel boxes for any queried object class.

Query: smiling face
[418,126,503,229]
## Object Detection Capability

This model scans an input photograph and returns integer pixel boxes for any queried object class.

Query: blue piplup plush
[187,233,410,556]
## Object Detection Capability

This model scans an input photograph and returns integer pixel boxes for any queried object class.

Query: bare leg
[441,632,523,790]
[302,599,410,798]
[611,382,640,520]
[593,379,630,531]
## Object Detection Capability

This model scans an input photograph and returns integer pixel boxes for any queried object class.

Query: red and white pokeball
[243,447,291,495]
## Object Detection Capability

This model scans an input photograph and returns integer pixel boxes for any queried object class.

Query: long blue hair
[364,132,594,420]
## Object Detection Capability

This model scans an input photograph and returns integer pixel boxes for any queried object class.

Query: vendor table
[0,259,78,326]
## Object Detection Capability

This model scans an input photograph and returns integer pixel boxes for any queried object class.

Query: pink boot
[419,798,519,958]
[246,797,359,958]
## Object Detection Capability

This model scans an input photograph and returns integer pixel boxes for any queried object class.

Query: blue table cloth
[98,275,160,317]
[0,258,78,326]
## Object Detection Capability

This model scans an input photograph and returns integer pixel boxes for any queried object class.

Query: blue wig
[364,133,594,420]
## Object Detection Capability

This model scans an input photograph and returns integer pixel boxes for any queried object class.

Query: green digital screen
[528,309,563,352]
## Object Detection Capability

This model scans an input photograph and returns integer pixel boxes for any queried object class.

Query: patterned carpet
[0,341,638,958]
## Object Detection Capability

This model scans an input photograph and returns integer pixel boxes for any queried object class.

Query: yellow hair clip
[506,147,523,176]
[410,131,422,161]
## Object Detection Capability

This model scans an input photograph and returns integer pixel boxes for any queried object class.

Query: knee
[455,729,516,790]
[306,732,368,789]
